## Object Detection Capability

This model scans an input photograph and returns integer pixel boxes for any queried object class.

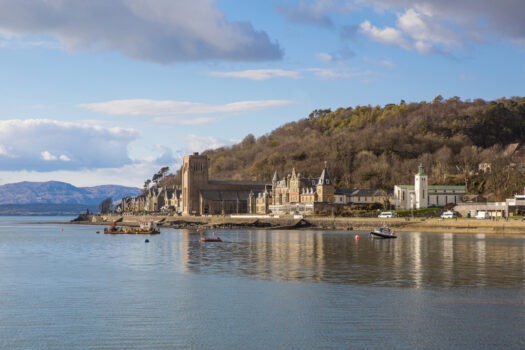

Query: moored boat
[104,221,160,235]
[200,237,223,242]
[200,231,222,242]
[369,225,397,239]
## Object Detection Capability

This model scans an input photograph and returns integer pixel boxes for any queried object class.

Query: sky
[1,0,524,188]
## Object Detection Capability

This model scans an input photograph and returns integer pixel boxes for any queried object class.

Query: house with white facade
[394,164,466,210]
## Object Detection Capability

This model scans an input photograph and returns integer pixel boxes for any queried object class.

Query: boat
[103,222,123,234]
[369,225,397,239]
[104,221,160,235]
[134,221,160,234]
[200,231,222,242]
[200,237,223,242]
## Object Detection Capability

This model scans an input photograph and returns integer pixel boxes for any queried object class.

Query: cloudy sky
[1,0,524,187]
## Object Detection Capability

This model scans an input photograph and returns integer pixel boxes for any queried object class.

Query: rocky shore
[70,214,525,234]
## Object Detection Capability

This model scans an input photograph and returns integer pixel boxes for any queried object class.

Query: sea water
[0,217,524,349]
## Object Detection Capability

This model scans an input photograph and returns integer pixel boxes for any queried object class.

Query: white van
[441,210,457,219]
[475,211,490,219]
[378,211,397,218]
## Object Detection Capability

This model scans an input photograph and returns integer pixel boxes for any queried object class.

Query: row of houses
[118,186,182,214]
[116,185,390,217]
[117,153,467,216]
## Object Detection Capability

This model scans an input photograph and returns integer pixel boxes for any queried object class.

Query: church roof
[200,190,254,201]
[318,165,332,185]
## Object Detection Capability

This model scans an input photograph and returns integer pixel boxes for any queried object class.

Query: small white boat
[370,225,397,239]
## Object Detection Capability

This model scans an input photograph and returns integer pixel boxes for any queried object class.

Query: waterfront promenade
[74,214,525,234]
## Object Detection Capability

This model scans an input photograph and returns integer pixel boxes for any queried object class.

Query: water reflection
[184,230,525,288]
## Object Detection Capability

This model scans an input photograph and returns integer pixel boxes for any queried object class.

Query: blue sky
[0,0,524,187]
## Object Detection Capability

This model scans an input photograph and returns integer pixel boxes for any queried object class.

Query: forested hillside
[196,96,525,201]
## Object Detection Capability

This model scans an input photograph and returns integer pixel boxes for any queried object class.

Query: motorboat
[369,225,397,239]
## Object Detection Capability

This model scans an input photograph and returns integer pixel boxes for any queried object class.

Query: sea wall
[71,214,525,234]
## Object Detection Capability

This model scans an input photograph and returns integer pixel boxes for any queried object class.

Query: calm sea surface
[0,216,524,349]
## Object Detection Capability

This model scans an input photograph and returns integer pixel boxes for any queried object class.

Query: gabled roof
[272,171,279,182]
[318,165,332,185]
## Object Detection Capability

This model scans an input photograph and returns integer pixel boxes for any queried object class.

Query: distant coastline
[0,204,99,216]
[70,214,525,235]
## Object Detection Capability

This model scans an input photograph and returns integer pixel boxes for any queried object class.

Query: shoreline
[70,214,525,235]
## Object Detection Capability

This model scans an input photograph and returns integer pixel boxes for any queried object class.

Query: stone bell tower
[414,164,428,209]
[181,152,209,215]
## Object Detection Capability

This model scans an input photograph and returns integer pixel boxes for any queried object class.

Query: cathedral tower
[181,152,209,215]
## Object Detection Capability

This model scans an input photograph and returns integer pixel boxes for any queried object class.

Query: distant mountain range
[0,181,141,215]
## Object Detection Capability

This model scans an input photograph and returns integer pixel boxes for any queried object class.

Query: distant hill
[0,181,141,205]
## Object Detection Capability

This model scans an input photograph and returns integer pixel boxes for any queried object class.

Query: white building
[394,164,466,210]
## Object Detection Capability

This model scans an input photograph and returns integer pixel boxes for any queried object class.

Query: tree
[152,166,170,185]
[143,179,151,192]
[99,197,113,214]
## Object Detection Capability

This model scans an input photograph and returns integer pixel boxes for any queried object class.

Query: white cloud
[0,35,61,50]
[80,99,294,117]
[360,8,461,54]
[0,119,138,172]
[316,52,335,62]
[41,151,71,162]
[0,144,9,156]
[359,1,525,50]
[397,8,460,52]
[359,20,410,50]
[210,67,367,81]
[305,68,373,80]
[0,0,282,63]
[185,134,235,153]
[41,151,57,161]
[210,69,300,80]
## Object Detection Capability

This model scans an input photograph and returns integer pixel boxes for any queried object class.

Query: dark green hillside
[199,96,525,200]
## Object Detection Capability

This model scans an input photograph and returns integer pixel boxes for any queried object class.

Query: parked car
[378,211,397,218]
[441,210,457,219]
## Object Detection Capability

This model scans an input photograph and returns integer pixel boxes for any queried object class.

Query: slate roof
[318,166,332,185]
[200,190,253,201]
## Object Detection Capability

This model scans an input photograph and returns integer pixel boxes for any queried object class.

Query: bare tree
[99,197,113,214]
